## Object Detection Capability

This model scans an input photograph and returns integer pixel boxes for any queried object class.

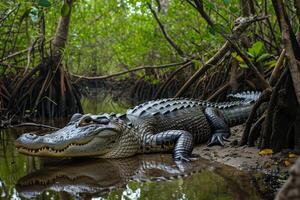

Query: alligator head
[15,113,140,158]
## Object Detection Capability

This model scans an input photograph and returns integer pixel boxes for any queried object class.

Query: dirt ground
[193,125,298,175]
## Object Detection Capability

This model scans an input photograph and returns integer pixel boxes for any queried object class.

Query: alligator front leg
[142,130,195,162]
[205,107,230,146]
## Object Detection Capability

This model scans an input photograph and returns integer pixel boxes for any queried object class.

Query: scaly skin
[15,91,262,161]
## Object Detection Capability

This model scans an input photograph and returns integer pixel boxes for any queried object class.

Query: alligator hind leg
[143,130,196,162]
[205,107,230,146]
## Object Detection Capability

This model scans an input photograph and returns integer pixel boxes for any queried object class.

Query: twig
[154,61,193,98]
[0,5,20,24]
[206,83,230,101]
[147,2,185,57]
[0,37,53,62]
[71,61,187,83]
[175,42,230,97]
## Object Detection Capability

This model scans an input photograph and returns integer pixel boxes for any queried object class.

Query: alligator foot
[207,132,230,146]
[204,107,231,146]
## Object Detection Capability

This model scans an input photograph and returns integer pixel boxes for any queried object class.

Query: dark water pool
[0,94,272,199]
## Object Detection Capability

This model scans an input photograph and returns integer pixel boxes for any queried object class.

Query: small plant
[232,41,277,70]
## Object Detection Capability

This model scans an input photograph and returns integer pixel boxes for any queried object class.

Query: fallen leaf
[288,153,297,158]
[259,149,273,156]
[283,160,291,167]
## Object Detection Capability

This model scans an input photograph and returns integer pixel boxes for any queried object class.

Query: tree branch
[147,2,185,57]
[175,15,269,97]
[71,61,188,82]
[272,0,300,104]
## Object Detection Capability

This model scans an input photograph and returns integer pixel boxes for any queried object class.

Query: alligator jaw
[15,139,95,157]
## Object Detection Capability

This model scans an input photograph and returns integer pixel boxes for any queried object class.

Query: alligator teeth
[18,141,90,154]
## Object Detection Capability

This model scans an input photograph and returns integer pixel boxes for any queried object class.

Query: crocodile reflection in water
[16,155,264,199]
[16,155,204,199]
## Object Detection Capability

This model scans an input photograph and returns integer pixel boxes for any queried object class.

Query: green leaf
[61,3,70,16]
[208,26,216,35]
[263,60,277,69]
[256,53,272,62]
[246,51,254,58]
[229,6,239,13]
[240,64,249,69]
[206,2,216,9]
[37,0,51,7]
[29,7,39,23]
[248,41,264,57]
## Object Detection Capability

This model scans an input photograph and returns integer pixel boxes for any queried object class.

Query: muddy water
[0,94,272,199]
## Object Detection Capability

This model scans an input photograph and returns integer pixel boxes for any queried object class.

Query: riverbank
[194,125,296,176]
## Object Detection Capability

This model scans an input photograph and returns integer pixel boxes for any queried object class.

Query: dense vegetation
[0,0,300,152]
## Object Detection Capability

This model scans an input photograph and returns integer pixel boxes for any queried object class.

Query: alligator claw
[207,133,229,147]
[174,154,199,162]
[175,156,191,162]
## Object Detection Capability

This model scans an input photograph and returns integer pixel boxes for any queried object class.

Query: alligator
[15,91,262,161]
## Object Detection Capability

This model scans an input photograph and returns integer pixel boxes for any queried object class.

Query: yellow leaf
[288,153,297,158]
[259,149,273,156]
[231,52,244,62]
[283,160,291,167]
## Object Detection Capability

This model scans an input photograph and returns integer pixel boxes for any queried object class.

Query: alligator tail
[220,91,266,127]
[227,91,261,103]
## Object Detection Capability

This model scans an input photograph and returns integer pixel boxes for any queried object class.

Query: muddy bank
[194,125,298,174]
[194,125,299,196]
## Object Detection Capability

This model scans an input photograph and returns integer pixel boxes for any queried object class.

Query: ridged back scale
[126,99,212,144]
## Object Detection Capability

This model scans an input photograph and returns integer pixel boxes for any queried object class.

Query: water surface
[0,93,270,199]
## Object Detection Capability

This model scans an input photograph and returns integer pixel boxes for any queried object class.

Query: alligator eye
[79,116,94,127]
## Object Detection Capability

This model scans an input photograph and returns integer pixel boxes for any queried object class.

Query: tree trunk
[51,0,73,63]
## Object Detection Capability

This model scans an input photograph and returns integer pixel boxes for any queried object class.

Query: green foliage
[37,0,51,7]
[0,0,288,77]
[247,41,264,58]
[232,41,276,69]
